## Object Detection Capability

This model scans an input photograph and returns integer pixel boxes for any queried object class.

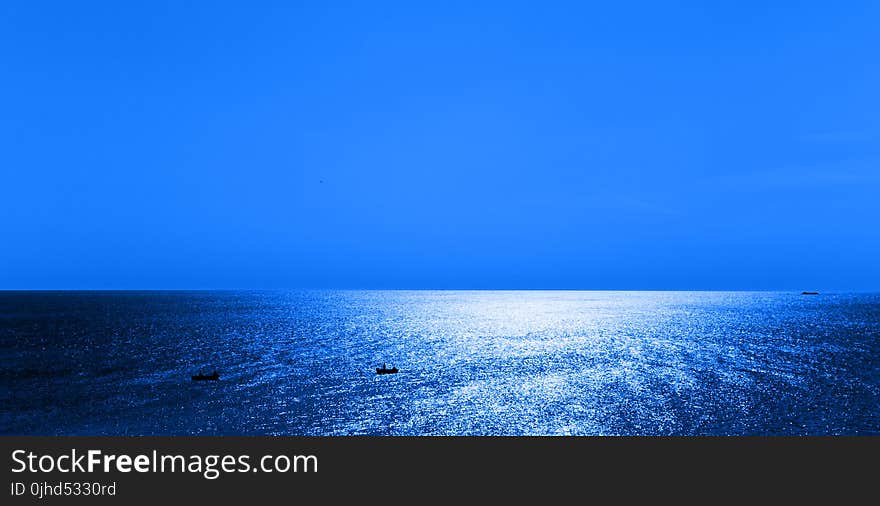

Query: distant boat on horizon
[801,291,819,295]
[192,371,219,381]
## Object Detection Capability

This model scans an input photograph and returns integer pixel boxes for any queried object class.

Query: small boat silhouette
[801,291,819,295]
[376,363,399,375]
[192,371,219,381]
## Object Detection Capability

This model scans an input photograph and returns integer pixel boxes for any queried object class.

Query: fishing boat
[376,363,399,375]
[192,371,219,381]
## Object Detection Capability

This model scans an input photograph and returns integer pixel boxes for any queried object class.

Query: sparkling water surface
[1,291,878,435]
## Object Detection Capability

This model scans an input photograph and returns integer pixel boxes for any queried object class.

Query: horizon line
[0,287,863,293]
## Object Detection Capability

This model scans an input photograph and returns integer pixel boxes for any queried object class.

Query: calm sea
[1,290,878,435]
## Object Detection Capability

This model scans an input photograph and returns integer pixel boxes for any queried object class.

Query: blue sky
[1,1,878,289]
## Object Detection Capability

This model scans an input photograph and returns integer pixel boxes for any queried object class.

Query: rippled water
[1,291,878,435]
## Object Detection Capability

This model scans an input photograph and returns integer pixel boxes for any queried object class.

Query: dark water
[1,291,878,435]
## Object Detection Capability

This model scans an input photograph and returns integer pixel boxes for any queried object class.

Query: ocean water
[1,290,878,435]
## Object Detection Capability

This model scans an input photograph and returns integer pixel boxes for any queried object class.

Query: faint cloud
[707,160,880,191]
[797,130,878,144]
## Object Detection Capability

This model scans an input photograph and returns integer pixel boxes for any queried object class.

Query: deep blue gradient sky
[2,1,878,290]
